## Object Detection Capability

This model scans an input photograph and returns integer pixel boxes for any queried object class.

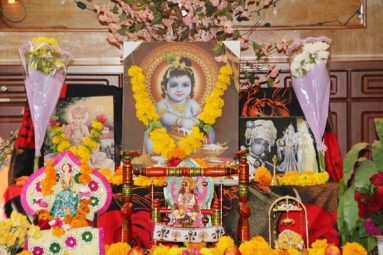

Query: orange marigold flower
[52,226,65,237]
[79,174,92,184]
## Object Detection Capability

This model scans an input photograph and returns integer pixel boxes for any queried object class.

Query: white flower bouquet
[287,36,332,151]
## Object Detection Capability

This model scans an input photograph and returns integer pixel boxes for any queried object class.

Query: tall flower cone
[288,36,332,151]
[19,37,73,156]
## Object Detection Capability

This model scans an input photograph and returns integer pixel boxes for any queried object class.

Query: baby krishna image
[123,42,240,166]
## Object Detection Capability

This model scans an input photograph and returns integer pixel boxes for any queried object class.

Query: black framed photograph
[43,84,123,171]
[239,116,320,177]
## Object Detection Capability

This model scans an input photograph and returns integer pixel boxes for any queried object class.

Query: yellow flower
[57,140,71,152]
[215,236,235,255]
[220,65,233,76]
[91,120,104,131]
[200,247,213,255]
[16,251,32,255]
[106,242,131,255]
[342,242,367,255]
[27,224,42,239]
[127,65,143,77]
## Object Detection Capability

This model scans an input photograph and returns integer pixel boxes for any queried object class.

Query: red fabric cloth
[59,83,68,98]
[278,204,339,246]
[14,104,35,150]
[324,132,343,182]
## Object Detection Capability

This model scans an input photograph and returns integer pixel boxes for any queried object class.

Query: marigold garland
[128,64,232,159]
[255,168,329,186]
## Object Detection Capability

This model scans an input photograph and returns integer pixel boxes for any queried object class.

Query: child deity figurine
[62,106,90,146]
[51,166,79,218]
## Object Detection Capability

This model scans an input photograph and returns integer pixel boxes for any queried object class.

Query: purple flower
[32,245,45,255]
[88,180,99,192]
[64,235,78,249]
[365,219,383,236]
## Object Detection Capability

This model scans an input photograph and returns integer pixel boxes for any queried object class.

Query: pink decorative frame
[20,150,112,218]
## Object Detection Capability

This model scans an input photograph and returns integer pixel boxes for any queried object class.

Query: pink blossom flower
[209,0,219,7]
[220,19,234,34]
[88,181,99,192]
[214,55,228,63]
[64,236,78,249]
[31,245,45,255]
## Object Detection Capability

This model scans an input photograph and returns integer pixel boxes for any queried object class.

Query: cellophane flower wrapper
[288,36,332,151]
[19,42,73,156]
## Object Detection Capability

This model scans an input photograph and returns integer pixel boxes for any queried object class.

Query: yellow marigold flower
[51,136,62,145]
[57,140,71,152]
[215,236,235,255]
[153,245,170,255]
[92,120,104,131]
[131,73,146,85]
[77,145,91,161]
[111,175,123,185]
[128,65,143,77]
[220,65,233,75]
[310,239,328,249]
[215,81,228,91]
[200,247,213,255]
[342,242,367,255]
[168,246,184,255]
[217,73,230,84]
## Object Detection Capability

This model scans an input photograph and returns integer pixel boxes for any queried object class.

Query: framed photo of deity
[123,42,240,167]
[43,84,123,172]
[239,116,321,177]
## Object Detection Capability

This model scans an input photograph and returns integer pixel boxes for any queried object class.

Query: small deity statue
[51,167,79,218]
[172,177,200,227]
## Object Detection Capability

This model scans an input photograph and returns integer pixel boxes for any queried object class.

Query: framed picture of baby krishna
[239,117,321,177]
[123,42,240,166]
[43,84,123,172]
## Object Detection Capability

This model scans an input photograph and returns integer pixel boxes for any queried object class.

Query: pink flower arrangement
[93,0,275,48]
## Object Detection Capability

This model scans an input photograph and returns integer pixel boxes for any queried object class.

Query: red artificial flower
[371,172,383,187]
[354,190,369,202]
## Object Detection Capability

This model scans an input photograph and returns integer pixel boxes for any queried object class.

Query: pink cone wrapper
[292,61,330,151]
[19,42,73,157]
[24,69,65,156]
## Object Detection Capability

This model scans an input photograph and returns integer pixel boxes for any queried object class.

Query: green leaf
[267,78,273,88]
[150,15,163,25]
[372,139,383,172]
[118,12,127,24]
[342,142,369,187]
[233,30,240,40]
[134,23,144,32]
[117,27,129,35]
[375,118,383,144]
[354,159,376,188]
[252,42,262,50]
[212,43,223,54]
[339,187,359,232]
